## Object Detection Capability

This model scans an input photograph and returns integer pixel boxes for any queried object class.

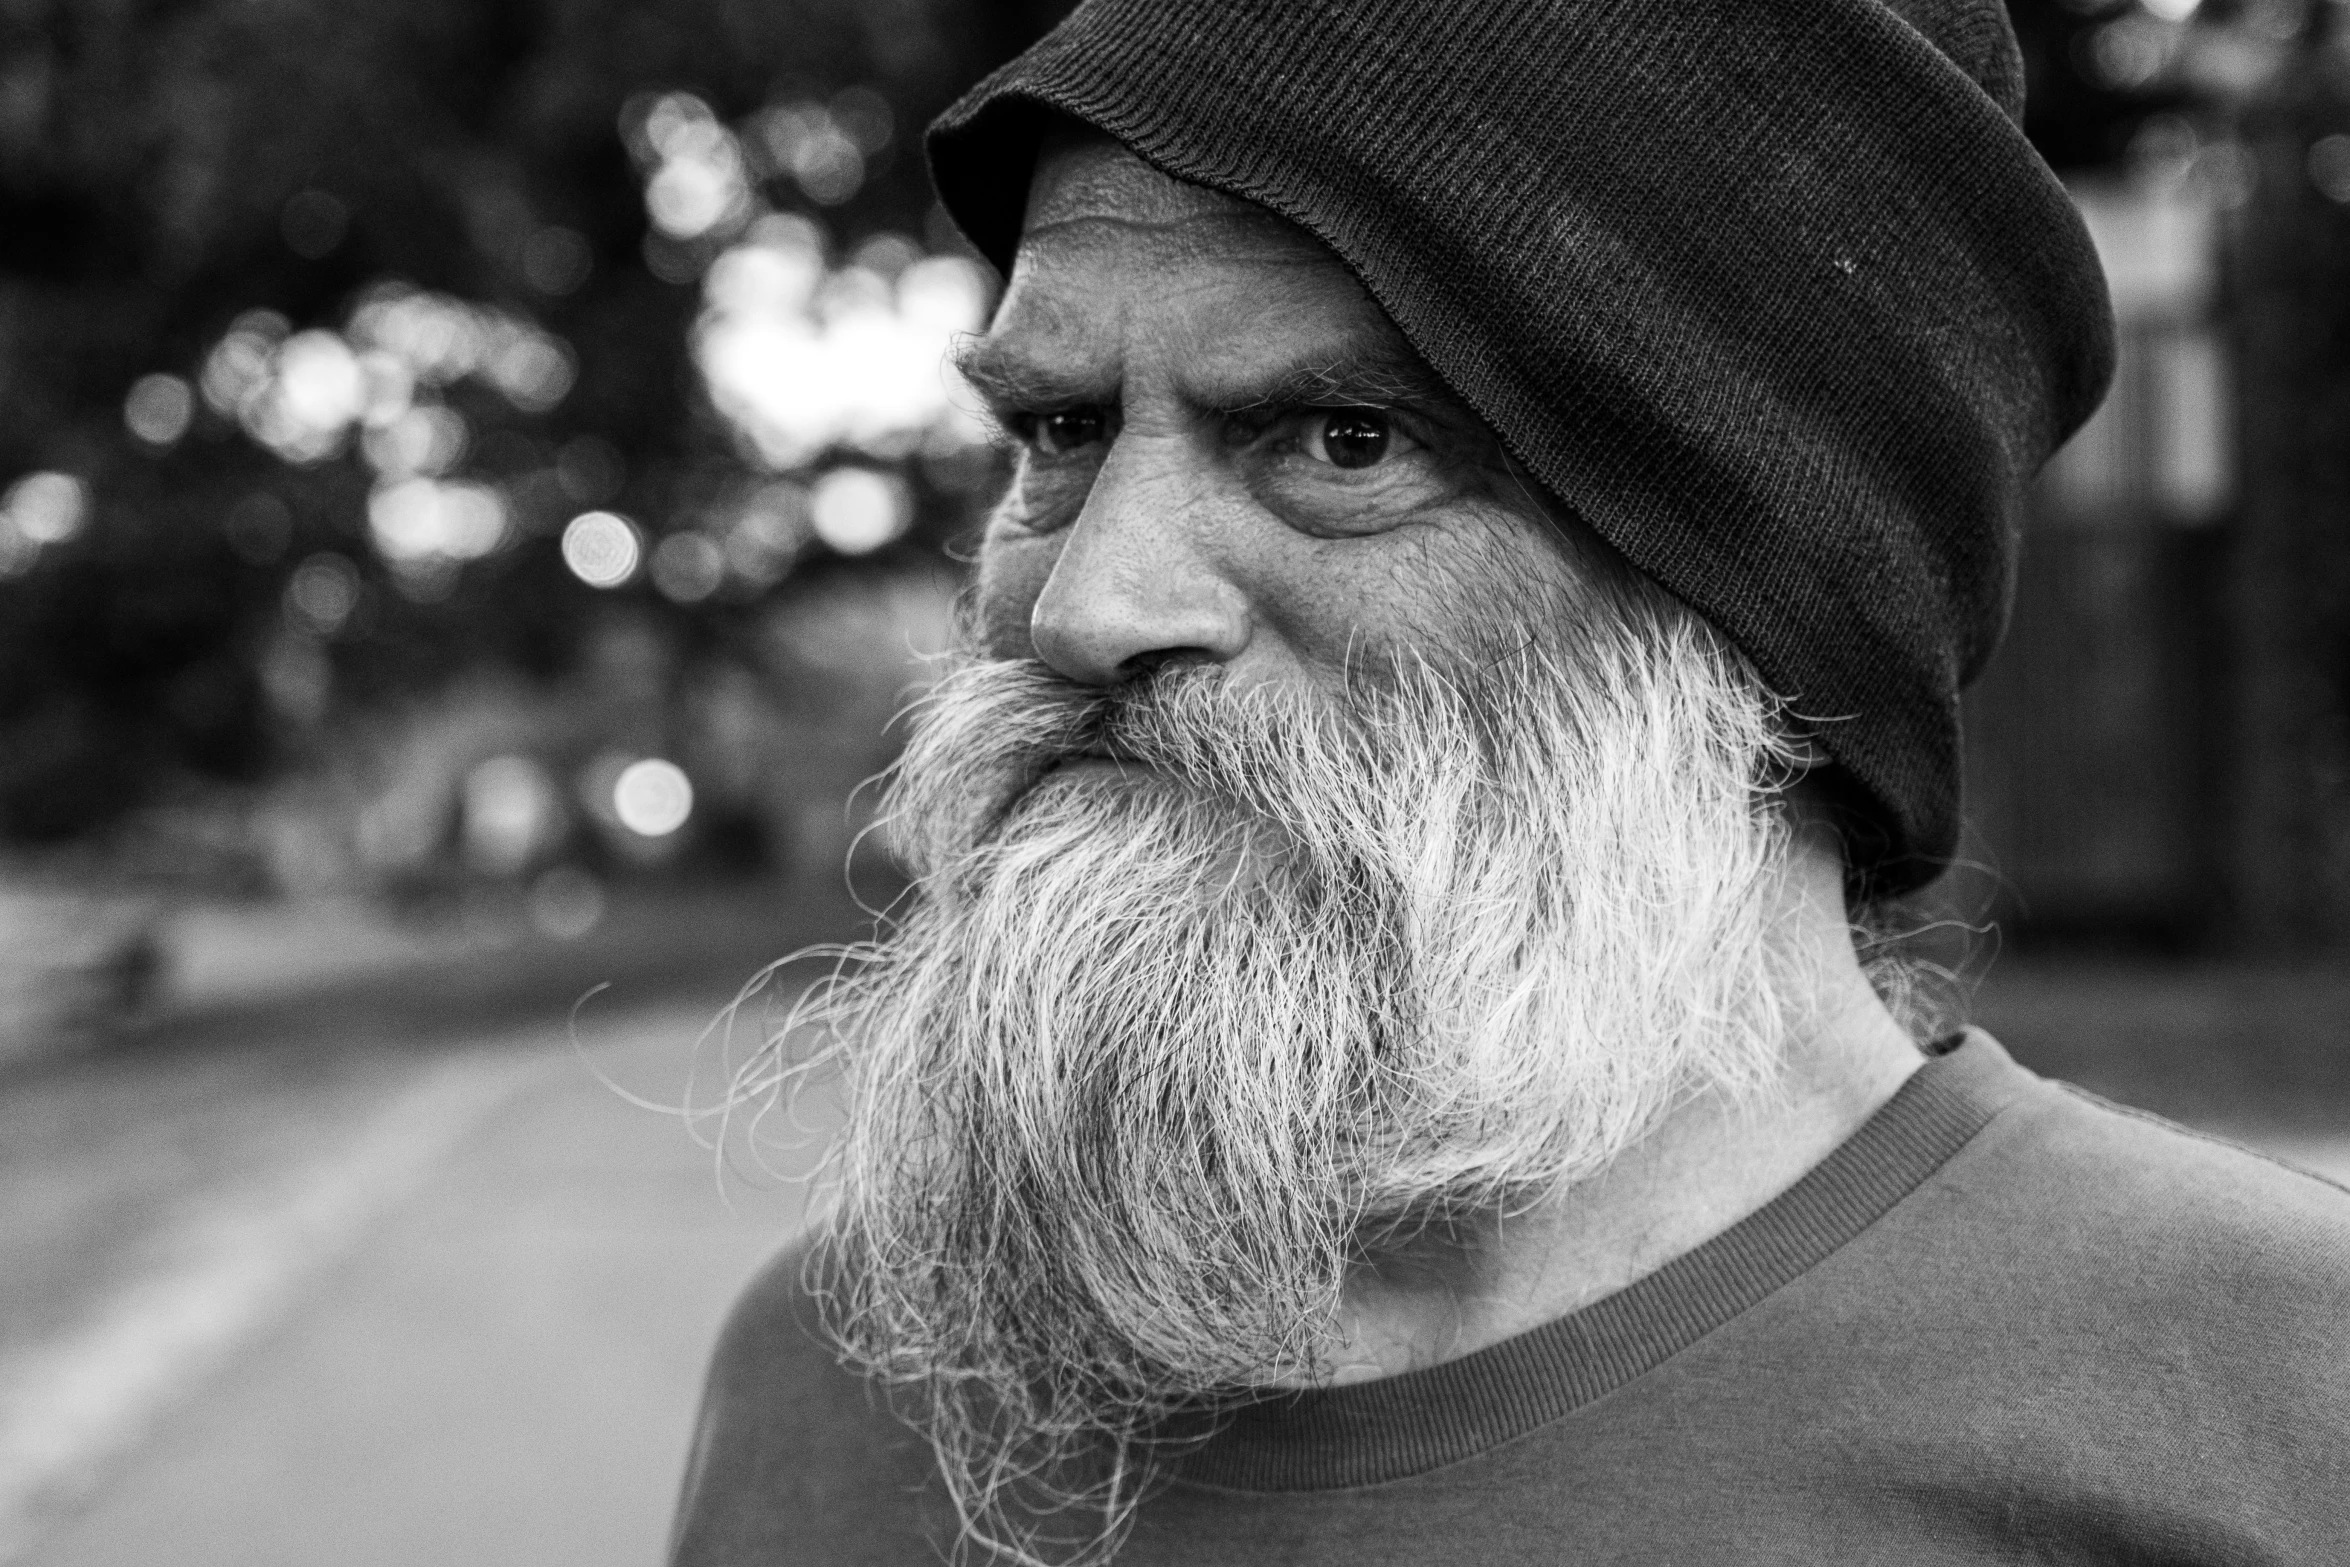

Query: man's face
[802,134,1803,1563]
[961,135,1590,695]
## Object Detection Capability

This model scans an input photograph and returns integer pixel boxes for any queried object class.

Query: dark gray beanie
[927,0,2117,894]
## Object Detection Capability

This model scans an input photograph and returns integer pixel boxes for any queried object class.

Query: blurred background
[0,0,2344,1562]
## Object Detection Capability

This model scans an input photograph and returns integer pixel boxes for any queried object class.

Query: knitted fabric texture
[926,0,2116,893]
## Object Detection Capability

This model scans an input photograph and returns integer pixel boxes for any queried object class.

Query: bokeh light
[611,758,693,837]
[561,510,641,588]
[722,481,811,587]
[828,86,893,159]
[362,406,469,480]
[368,479,509,563]
[651,532,726,603]
[750,102,866,206]
[285,553,361,634]
[200,310,287,419]
[810,467,908,555]
[635,93,753,241]
[185,286,577,472]
[124,374,196,448]
[259,632,330,724]
[2080,13,2177,90]
[693,218,992,472]
[5,472,88,546]
[462,755,560,876]
[271,331,368,458]
[527,864,605,940]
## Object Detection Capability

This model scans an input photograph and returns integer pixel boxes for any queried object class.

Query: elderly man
[671,1,2350,1562]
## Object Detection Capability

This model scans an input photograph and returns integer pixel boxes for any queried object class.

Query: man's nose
[1028,438,1250,687]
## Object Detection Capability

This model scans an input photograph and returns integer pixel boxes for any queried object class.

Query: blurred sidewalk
[16,998,830,1567]
[5,927,2349,1567]
[0,875,870,1567]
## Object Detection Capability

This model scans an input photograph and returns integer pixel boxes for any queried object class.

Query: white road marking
[0,1051,546,1565]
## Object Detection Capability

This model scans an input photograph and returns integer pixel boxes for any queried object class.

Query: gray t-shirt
[670,1033,2350,1564]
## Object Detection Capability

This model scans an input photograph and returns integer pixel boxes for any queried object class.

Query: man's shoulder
[670,1239,949,1566]
[1989,1058,2350,1256]
[1897,1041,2350,1356]
[1726,1042,2350,1543]
[702,1240,842,1386]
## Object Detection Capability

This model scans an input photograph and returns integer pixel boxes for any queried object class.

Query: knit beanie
[926,0,2116,895]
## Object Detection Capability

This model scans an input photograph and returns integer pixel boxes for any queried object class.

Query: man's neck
[1311,833,1925,1387]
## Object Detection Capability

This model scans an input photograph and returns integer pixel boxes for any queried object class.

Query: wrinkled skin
[959,131,1610,699]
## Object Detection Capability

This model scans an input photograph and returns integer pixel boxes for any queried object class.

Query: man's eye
[1026,409,1110,457]
[1300,409,1392,470]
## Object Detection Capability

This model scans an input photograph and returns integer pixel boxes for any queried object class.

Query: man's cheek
[973,530,1062,658]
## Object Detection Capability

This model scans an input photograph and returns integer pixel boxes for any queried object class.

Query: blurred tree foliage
[0,0,1074,845]
[2011,0,2350,166]
[0,0,2316,848]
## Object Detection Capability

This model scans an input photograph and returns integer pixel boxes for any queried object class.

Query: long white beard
[775,583,1806,1564]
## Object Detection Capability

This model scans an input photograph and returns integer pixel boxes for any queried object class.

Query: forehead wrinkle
[998,142,1473,423]
[962,249,1129,407]
[1018,205,1333,270]
[1023,133,1290,238]
[1153,276,1469,418]
[967,299,1482,454]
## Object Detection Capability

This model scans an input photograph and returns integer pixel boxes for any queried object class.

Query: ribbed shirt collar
[1175,1030,2033,1493]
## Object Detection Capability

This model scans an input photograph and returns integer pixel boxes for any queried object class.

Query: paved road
[10,998,833,1567]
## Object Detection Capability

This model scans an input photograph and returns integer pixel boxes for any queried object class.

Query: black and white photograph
[2,1,2348,1563]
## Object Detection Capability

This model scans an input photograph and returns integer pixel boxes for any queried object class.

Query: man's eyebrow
[952,338,1107,411]
[1206,342,1462,415]
[952,334,1466,416]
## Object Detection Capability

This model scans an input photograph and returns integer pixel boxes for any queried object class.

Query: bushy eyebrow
[1207,342,1461,416]
[952,333,1465,419]
[953,337,1108,414]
